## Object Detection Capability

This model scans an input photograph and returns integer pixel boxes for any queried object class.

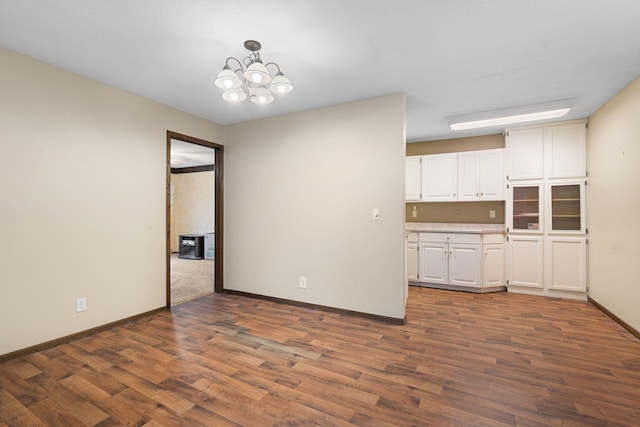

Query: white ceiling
[1,0,640,142]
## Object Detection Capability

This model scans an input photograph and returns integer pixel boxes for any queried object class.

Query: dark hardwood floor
[1,286,639,426]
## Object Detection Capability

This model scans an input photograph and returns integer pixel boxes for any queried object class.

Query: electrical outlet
[299,276,307,289]
[412,206,417,218]
[489,209,496,218]
[76,297,87,313]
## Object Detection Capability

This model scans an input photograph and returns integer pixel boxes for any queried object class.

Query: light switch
[372,208,380,220]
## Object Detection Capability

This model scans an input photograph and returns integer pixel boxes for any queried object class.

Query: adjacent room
[169,138,216,305]
[1,1,639,425]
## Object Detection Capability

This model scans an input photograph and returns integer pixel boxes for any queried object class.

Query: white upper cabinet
[506,127,545,180]
[458,149,504,201]
[405,156,422,201]
[421,153,458,201]
[506,120,587,181]
[409,149,505,202]
[457,152,480,201]
[478,149,505,200]
[545,122,587,179]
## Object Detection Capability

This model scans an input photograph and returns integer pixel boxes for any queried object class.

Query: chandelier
[214,40,293,105]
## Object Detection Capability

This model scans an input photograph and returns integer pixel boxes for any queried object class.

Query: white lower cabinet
[411,232,505,292]
[448,243,482,288]
[418,241,449,284]
[482,241,505,288]
[507,235,544,288]
[406,233,419,281]
[546,237,587,292]
[507,234,587,298]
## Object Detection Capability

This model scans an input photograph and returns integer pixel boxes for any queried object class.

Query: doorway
[166,131,223,306]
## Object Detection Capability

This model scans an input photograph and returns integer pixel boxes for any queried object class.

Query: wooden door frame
[166,131,224,306]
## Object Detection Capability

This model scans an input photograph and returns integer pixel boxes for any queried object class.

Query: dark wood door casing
[166,131,224,306]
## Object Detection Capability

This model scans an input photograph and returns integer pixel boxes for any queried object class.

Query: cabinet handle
[476,193,479,196]
[481,192,484,196]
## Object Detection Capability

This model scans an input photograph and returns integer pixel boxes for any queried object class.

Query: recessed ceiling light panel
[448,99,577,131]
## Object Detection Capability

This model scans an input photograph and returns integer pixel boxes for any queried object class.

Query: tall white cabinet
[506,120,588,300]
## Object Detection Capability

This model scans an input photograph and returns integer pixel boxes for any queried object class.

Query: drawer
[419,232,448,243]
[450,234,481,244]
[406,232,418,243]
[419,233,481,244]
[482,233,504,244]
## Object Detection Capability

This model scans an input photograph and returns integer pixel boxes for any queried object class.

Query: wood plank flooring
[1,287,639,426]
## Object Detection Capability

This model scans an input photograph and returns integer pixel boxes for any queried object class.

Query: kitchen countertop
[405,222,506,234]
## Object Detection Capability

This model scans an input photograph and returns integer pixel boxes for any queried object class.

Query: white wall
[224,94,407,320]
[170,171,215,252]
[0,48,224,356]
[588,75,640,332]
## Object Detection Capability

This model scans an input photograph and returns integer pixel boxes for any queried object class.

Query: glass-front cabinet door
[548,181,586,234]
[509,183,542,232]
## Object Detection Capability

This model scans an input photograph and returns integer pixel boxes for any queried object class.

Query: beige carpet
[170,254,214,306]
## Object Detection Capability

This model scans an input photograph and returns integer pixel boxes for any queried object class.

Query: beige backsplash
[406,201,505,224]
[407,133,504,155]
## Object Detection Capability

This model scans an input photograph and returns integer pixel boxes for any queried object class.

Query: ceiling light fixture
[448,100,576,131]
[214,40,293,105]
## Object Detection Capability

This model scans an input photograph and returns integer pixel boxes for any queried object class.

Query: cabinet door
[507,236,544,288]
[457,152,479,201]
[508,183,543,232]
[506,128,544,180]
[407,241,419,281]
[405,156,422,201]
[421,153,458,201]
[548,181,586,234]
[449,244,482,287]
[418,241,448,284]
[483,243,504,287]
[545,122,587,179]
[546,237,586,292]
[479,149,505,200]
